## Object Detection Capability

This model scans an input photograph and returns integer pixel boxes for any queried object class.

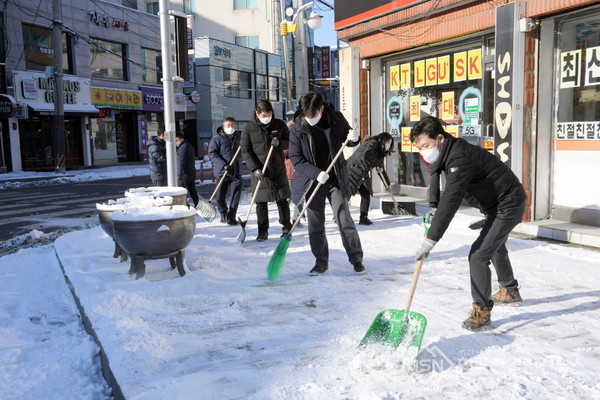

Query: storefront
[537,6,600,224]
[90,87,142,166]
[12,71,98,171]
[381,35,493,189]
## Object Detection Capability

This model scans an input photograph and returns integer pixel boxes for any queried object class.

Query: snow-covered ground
[1,165,600,399]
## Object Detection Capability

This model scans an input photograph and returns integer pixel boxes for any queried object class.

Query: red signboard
[334,0,425,30]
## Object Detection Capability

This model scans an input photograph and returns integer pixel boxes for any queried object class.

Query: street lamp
[279,1,322,118]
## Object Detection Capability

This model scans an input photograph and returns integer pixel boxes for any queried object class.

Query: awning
[27,102,100,116]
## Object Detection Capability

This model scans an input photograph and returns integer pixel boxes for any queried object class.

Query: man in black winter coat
[289,92,366,276]
[411,116,526,332]
[175,132,198,207]
[240,100,292,241]
[147,131,167,186]
[209,117,242,225]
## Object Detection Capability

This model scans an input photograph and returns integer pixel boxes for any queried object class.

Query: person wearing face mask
[240,100,292,241]
[347,132,395,225]
[289,92,366,276]
[175,132,199,207]
[410,116,526,332]
[209,117,243,224]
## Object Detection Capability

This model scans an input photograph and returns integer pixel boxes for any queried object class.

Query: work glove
[415,238,437,261]
[316,171,330,185]
[422,208,435,236]
[376,167,384,174]
[271,137,280,148]
[253,169,264,181]
[347,129,360,142]
[222,164,233,173]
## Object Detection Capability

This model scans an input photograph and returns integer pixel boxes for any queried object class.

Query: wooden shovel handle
[405,258,424,311]
[209,146,242,201]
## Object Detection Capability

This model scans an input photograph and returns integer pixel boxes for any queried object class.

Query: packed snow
[1,165,600,399]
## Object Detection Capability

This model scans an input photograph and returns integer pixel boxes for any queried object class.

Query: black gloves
[222,164,233,173]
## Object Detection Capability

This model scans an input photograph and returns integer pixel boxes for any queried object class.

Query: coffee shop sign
[213,45,232,58]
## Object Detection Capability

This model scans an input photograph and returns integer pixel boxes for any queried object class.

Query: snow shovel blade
[266,233,291,282]
[358,309,427,352]
[195,196,216,222]
[236,217,247,244]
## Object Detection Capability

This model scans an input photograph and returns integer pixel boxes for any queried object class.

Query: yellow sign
[401,127,414,152]
[468,49,482,80]
[441,91,455,120]
[446,125,459,138]
[410,96,420,121]
[389,65,400,90]
[414,60,425,87]
[426,58,437,86]
[92,87,143,110]
[400,63,411,89]
[454,51,467,82]
[437,55,450,85]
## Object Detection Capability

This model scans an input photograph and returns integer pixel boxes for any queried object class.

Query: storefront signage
[560,46,600,88]
[0,94,16,118]
[441,91,455,120]
[389,49,481,90]
[12,71,97,114]
[92,87,142,110]
[213,45,232,58]
[138,114,148,156]
[409,96,420,121]
[189,91,200,103]
[386,96,403,137]
[88,11,129,31]
[335,0,423,30]
[494,3,518,165]
[555,121,600,140]
[140,87,164,112]
[459,86,482,136]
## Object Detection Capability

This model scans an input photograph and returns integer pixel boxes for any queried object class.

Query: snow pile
[49,207,600,399]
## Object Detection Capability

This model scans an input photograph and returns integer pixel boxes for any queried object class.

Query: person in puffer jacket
[147,131,167,186]
[411,116,526,332]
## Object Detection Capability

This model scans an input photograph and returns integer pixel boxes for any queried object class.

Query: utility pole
[158,0,177,187]
[279,1,295,118]
[52,0,65,173]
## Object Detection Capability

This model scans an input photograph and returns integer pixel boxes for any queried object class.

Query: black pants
[358,184,370,215]
[256,199,292,234]
[469,197,526,310]
[151,179,167,187]
[178,173,199,207]
[306,180,363,268]
[216,175,242,221]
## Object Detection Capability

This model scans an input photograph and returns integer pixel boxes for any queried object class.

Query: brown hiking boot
[462,304,492,331]
[491,285,523,306]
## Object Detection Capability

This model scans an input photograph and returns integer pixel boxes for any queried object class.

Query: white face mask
[305,112,322,127]
[420,143,440,164]
[224,126,235,135]
[258,116,272,125]
[384,142,391,151]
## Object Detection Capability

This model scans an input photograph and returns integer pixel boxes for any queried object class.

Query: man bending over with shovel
[289,92,366,276]
[411,116,526,331]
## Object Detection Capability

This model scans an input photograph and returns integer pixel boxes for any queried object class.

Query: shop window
[223,68,251,99]
[234,0,258,10]
[235,35,260,49]
[142,48,162,84]
[90,38,127,80]
[22,23,73,74]
[384,44,487,187]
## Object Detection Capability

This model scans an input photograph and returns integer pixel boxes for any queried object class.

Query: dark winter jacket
[426,133,526,242]
[176,140,196,176]
[147,135,167,181]
[289,103,358,204]
[240,115,291,203]
[347,138,389,195]
[208,128,242,178]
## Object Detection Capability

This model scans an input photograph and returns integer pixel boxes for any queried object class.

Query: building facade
[336,0,600,228]
[0,0,188,171]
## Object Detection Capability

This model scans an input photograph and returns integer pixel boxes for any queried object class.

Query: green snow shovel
[237,144,276,244]
[267,137,352,282]
[358,258,427,353]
